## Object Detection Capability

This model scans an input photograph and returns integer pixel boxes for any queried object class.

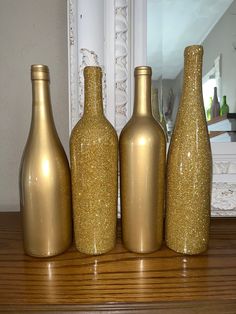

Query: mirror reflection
[148,0,236,142]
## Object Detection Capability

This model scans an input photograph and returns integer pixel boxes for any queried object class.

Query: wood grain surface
[0,212,236,313]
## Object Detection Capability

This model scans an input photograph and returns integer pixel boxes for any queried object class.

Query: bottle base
[75,243,115,256]
[166,242,208,255]
[24,242,72,258]
[123,241,162,254]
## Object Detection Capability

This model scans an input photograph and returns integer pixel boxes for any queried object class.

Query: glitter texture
[165,46,212,255]
[70,67,118,255]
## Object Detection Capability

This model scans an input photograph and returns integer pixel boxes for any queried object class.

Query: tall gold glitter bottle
[165,46,212,255]
[70,66,118,255]
[19,65,72,257]
[120,66,166,253]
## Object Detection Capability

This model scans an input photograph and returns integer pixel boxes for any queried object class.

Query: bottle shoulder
[169,124,211,158]
[120,116,166,143]
[25,126,66,153]
[70,115,118,144]
[120,116,165,135]
[20,137,70,179]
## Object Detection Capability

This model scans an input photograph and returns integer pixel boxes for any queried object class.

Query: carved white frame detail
[211,145,236,216]
[68,0,79,131]
[67,0,236,217]
[114,0,130,134]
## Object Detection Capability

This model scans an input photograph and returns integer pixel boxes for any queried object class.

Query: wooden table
[0,212,236,313]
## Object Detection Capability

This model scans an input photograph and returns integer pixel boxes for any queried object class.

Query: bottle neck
[32,79,51,104]
[182,47,203,100]
[222,95,226,105]
[84,68,103,116]
[31,79,54,129]
[133,74,152,116]
[213,87,218,102]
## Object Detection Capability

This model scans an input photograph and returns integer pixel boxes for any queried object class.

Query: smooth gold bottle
[70,66,118,255]
[19,65,72,257]
[120,66,166,253]
[165,46,212,255]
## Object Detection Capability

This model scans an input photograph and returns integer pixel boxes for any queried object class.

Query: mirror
[147,0,236,142]
[68,0,236,217]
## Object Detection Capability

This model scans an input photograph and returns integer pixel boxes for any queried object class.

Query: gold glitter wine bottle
[19,65,72,257]
[70,66,118,255]
[165,45,212,255]
[120,66,166,253]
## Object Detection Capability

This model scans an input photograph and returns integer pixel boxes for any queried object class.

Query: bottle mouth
[184,45,203,57]
[31,64,50,81]
[84,66,102,77]
[134,66,152,76]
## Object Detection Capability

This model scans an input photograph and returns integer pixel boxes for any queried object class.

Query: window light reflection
[42,159,50,177]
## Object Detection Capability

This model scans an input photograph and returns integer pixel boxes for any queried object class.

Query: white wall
[0,0,69,211]
[161,0,236,124]
[164,0,236,120]
[202,0,236,113]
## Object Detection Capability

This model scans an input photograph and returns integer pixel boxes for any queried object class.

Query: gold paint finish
[31,64,50,80]
[70,66,118,255]
[19,65,72,257]
[120,66,166,253]
[165,45,212,255]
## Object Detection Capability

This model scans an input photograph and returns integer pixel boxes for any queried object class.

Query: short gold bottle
[70,66,118,255]
[165,46,212,255]
[120,66,166,253]
[19,65,72,257]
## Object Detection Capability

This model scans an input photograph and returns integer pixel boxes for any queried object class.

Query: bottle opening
[134,66,152,76]
[84,66,102,78]
[31,64,50,81]
[184,45,203,57]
